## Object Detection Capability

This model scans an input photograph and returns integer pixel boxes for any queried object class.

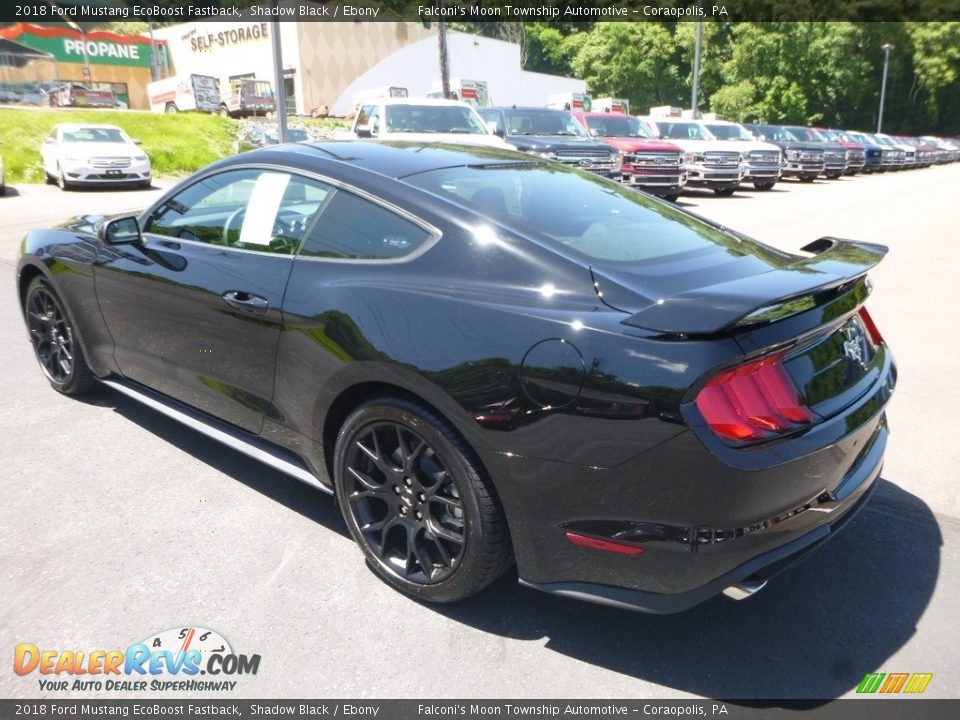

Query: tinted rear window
[404,164,741,264]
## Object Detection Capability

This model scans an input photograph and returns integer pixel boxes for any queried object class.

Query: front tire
[753,181,776,190]
[334,397,512,603]
[165,102,178,114]
[713,187,736,197]
[56,164,71,191]
[24,277,95,395]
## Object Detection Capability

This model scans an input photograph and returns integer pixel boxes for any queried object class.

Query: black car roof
[232,140,529,179]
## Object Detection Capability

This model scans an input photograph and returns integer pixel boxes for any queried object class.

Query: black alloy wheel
[24,278,95,395]
[335,398,512,602]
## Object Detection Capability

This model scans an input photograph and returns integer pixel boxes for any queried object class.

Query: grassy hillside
[0,108,238,184]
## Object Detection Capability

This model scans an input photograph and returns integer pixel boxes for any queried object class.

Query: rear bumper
[520,423,884,613]
[501,347,895,613]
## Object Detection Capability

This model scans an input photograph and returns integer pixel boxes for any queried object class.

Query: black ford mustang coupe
[16,142,895,612]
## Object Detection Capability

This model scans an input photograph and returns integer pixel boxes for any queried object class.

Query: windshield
[753,125,799,142]
[584,115,653,139]
[62,128,128,144]
[404,163,751,264]
[384,105,488,134]
[704,123,754,141]
[785,126,827,142]
[502,109,588,137]
[656,122,716,141]
[249,81,273,97]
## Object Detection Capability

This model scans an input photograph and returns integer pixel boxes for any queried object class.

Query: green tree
[570,23,684,110]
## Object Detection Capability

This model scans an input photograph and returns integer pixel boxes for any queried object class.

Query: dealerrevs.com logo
[14,626,260,692]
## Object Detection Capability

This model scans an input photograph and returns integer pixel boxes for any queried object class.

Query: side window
[144,169,333,255]
[300,190,432,261]
[477,109,502,134]
[356,104,373,127]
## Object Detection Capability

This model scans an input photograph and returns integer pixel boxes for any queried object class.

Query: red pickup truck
[573,111,686,201]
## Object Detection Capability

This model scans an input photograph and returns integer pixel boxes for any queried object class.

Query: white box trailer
[352,86,409,106]
[148,74,220,114]
[427,79,490,107]
[593,97,630,114]
[546,92,592,111]
[649,105,684,118]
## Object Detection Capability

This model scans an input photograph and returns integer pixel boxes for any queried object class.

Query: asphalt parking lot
[1,167,958,700]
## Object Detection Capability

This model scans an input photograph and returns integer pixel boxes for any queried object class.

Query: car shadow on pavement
[78,387,941,700]
[432,478,941,701]
[81,386,350,538]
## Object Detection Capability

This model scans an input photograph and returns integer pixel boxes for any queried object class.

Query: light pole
[147,20,159,82]
[269,0,288,143]
[691,19,703,119]
[877,43,894,133]
[46,2,90,85]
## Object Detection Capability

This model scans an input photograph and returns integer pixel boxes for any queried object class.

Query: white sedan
[40,124,152,191]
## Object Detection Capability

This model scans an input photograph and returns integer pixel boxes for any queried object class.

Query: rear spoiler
[622,238,888,336]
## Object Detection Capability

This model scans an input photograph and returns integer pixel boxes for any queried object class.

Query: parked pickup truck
[841,131,886,173]
[817,128,866,175]
[746,124,825,182]
[478,106,620,176]
[573,111,685,200]
[643,117,744,196]
[702,119,783,190]
[353,98,508,149]
[219,79,275,118]
[781,126,848,179]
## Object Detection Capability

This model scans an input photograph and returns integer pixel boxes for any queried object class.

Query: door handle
[222,290,269,314]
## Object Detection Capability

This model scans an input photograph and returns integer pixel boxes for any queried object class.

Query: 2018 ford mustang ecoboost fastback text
[16,141,896,612]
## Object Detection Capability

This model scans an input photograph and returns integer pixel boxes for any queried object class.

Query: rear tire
[219,105,229,118]
[334,397,512,603]
[165,103,178,114]
[24,277,96,395]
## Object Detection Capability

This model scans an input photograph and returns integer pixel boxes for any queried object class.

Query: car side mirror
[99,215,142,245]
[356,123,374,138]
[43,138,54,144]
[485,121,502,137]
[132,139,143,145]
[589,129,599,137]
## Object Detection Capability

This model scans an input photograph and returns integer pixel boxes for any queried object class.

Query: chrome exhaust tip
[722,575,768,601]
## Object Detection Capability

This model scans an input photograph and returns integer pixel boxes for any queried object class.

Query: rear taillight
[858,306,884,345]
[695,353,817,443]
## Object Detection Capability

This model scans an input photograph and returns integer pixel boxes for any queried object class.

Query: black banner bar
[1,1,960,24]
[1,700,959,720]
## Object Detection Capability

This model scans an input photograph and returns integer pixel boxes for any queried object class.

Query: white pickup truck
[642,117,746,196]
[702,119,783,190]
[352,98,508,149]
